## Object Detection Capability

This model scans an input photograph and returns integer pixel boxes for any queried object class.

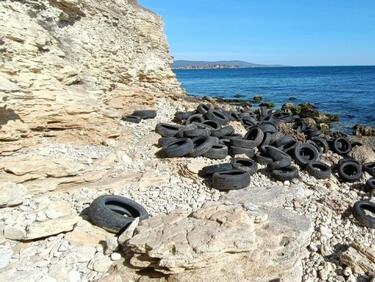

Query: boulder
[354,124,375,136]
[0,182,26,207]
[124,204,257,274]
[348,145,375,164]
[121,201,312,281]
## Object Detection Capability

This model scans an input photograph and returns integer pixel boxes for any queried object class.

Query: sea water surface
[174,66,375,131]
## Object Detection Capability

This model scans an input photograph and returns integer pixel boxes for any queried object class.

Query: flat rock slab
[0,154,86,181]
[6,215,80,241]
[124,204,256,274]
[0,182,26,207]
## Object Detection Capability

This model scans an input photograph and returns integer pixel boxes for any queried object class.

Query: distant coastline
[173,60,284,70]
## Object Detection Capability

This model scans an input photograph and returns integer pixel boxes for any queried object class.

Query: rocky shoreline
[0,96,374,281]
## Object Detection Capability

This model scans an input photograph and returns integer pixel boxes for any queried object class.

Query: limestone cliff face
[0,0,183,152]
[0,0,181,94]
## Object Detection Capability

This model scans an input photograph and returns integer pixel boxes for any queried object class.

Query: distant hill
[173,60,283,70]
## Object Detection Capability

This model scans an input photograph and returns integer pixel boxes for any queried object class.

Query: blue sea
[174,66,375,131]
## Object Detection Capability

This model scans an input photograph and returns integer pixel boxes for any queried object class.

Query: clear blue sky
[139,0,375,66]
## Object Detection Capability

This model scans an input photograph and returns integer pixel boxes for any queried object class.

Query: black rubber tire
[197,104,213,115]
[294,143,320,167]
[271,166,299,181]
[155,123,181,137]
[204,110,228,125]
[88,195,149,233]
[231,158,258,175]
[338,160,362,182]
[186,114,205,125]
[259,121,277,134]
[352,201,375,229]
[188,136,218,157]
[198,163,233,177]
[255,153,274,165]
[132,110,156,119]
[183,127,211,138]
[306,140,323,154]
[211,126,235,137]
[202,120,220,130]
[241,116,257,128]
[363,162,375,177]
[263,145,291,161]
[331,137,352,155]
[158,137,178,147]
[212,170,250,191]
[203,144,228,159]
[364,177,375,193]
[162,138,194,157]
[229,112,241,121]
[229,146,256,158]
[273,135,295,148]
[281,140,299,156]
[174,111,193,122]
[243,126,264,148]
[267,158,292,170]
[123,115,141,123]
[259,132,272,148]
[306,161,331,179]
[310,136,329,153]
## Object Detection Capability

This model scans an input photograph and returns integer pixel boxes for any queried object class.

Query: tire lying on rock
[203,144,228,159]
[155,123,181,137]
[271,166,299,181]
[122,115,141,123]
[364,177,375,193]
[338,159,362,182]
[198,163,233,177]
[363,162,375,177]
[132,110,157,119]
[352,200,375,229]
[331,137,352,155]
[306,161,331,179]
[231,158,258,175]
[294,143,320,167]
[212,170,250,191]
[161,138,194,158]
[188,136,219,157]
[88,195,149,233]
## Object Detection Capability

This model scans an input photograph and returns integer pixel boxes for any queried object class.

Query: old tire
[338,160,362,182]
[352,201,375,229]
[122,115,141,123]
[132,110,156,119]
[231,158,258,175]
[306,161,331,179]
[88,195,148,233]
[155,123,181,137]
[331,137,352,155]
[271,166,299,181]
[229,146,256,158]
[203,144,228,159]
[212,170,250,191]
[162,138,194,157]
[363,162,375,177]
[294,143,320,167]
[198,163,233,177]
[205,110,228,124]
[189,136,219,157]
[364,177,375,193]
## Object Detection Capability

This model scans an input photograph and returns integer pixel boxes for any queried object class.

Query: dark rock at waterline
[353,124,375,137]
[252,95,263,103]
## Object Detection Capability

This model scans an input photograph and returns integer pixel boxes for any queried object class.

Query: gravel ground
[0,98,374,281]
